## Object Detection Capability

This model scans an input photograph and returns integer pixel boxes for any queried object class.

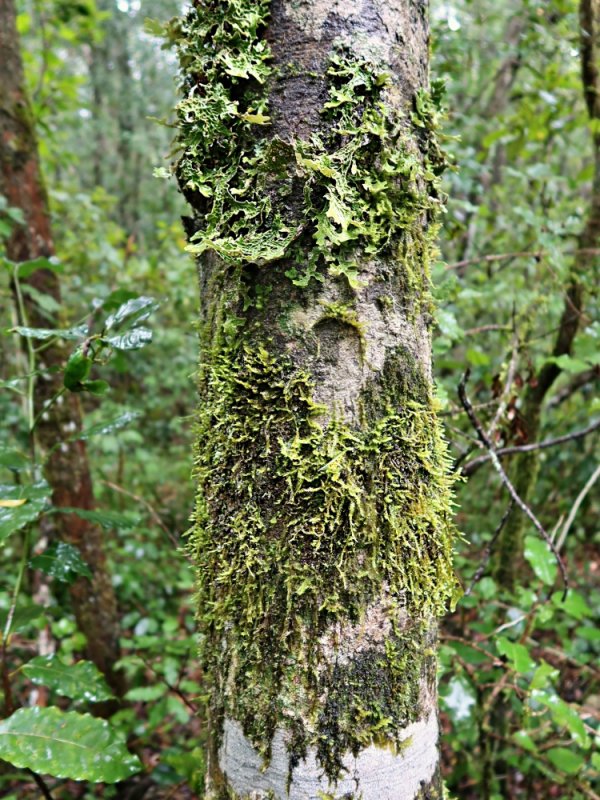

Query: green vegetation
[0,0,597,798]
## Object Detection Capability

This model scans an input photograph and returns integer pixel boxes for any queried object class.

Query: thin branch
[27,769,54,800]
[556,462,600,551]
[486,330,519,441]
[100,479,183,552]
[444,246,600,272]
[458,370,569,598]
[464,500,514,596]
[461,418,600,477]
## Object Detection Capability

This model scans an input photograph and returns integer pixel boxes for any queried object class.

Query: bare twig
[27,770,54,800]
[458,370,569,598]
[100,479,183,552]
[465,501,515,596]
[444,247,600,272]
[556,462,600,551]
[461,418,600,477]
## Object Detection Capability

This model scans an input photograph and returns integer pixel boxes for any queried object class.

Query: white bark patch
[318,590,405,666]
[220,713,439,800]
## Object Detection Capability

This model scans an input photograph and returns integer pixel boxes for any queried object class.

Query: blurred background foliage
[0,0,598,797]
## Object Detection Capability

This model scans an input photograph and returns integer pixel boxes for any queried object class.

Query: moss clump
[189,342,456,772]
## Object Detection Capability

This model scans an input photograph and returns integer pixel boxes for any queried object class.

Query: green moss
[316,625,435,777]
[188,342,456,774]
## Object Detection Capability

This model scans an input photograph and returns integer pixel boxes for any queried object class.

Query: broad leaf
[105,327,153,350]
[104,296,159,331]
[0,481,50,542]
[125,684,167,702]
[76,410,141,440]
[63,351,92,391]
[532,689,590,748]
[22,656,114,703]
[30,541,92,584]
[524,535,557,586]
[0,707,141,782]
[0,446,30,470]
[546,747,584,775]
[496,636,536,674]
[11,324,87,341]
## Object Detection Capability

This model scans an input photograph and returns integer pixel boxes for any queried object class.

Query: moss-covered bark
[173,1,457,796]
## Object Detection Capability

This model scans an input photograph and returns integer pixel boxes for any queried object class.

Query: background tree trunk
[495,0,599,589]
[0,0,125,704]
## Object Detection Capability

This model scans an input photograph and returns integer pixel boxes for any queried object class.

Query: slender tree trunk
[174,1,456,797]
[495,0,599,589]
[0,0,125,703]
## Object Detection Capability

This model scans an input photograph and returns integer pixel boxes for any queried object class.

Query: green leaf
[513,730,536,752]
[15,256,62,278]
[551,590,592,620]
[54,507,138,530]
[76,411,141,440]
[546,747,584,775]
[0,481,50,542]
[530,660,559,690]
[496,636,537,673]
[105,327,153,350]
[532,690,590,748]
[0,446,29,471]
[547,354,591,374]
[0,605,45,633]
[125,684,168,702]
[0,707,140,782]
[80,379,110,395]
[524,535,557,585]
[29,541,92,584]
[104,296,159,331]
[10,324,87,341]
[143,17,165,37]
[63,351,92,391]
[22,656,114,702]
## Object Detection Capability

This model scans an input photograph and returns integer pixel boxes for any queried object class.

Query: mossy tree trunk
[173,1,456,797]
[0,0,125,704]
[495,0,599,590]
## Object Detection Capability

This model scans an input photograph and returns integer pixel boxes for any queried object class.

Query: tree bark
[0,0,125,703]
[174,1,456,797]
[495,0,599,589]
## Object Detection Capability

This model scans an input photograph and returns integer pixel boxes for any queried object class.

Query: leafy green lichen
[174,3,447,295]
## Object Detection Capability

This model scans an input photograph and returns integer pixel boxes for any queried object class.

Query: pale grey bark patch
[288,269,431,424]
[220,714,439,800]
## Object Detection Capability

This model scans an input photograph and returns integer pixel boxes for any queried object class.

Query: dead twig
[464,500,515,596]
[458,370,569,598]
[461,418,600,477]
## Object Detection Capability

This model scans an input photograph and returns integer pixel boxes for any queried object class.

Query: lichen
[173,3,447,297]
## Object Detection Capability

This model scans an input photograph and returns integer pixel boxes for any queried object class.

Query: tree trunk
[174,1,456,797]
[0,0,126,703]
[495,0,599,589]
